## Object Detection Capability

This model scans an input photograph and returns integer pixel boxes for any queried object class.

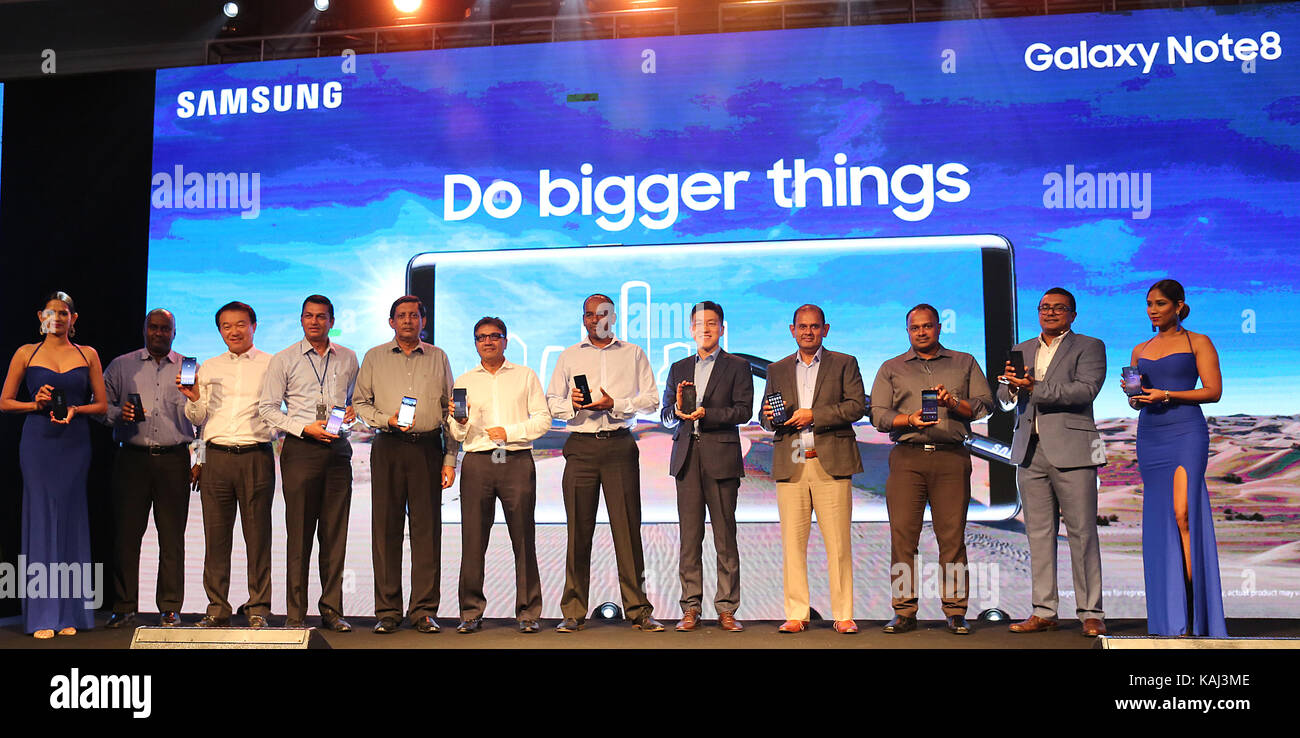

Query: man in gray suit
[998,287,1108,637]
[760,304,866,634]
[661,301,754,632]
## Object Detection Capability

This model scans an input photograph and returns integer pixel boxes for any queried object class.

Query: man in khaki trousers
[760,304,867,634]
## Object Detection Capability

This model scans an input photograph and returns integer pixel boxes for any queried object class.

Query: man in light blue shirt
[258,295,359,631]
[100,309,196,629]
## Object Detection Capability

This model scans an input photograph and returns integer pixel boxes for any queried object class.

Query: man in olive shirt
[869,303,992,635]
[354,295,460,634]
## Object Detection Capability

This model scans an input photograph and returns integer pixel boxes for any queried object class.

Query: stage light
[595,602,622,620]
[978,608,1010,622]
[223,2,239,18]
[314,0,329,10]
[393,0,422,13]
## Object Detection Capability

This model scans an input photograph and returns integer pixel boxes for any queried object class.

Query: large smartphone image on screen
[409,235,1017,521]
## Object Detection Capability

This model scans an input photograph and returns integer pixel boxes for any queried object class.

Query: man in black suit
[660,301,754,632]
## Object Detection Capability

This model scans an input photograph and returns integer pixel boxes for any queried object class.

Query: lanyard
[305,348,331,402]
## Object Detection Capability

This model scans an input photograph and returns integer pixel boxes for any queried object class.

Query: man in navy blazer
[998,287,1108,637]
[660,301,754,632]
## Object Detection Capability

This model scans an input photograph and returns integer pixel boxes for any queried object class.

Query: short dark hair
[302,294,334,320]
[690,301,724,324]
[791,303,825,325]
[215,301,256,327]
[389,295,426,320]
[1042,287,1076,313]
[584,293,614,310]
[143,308,175,332]
[473,316,507,337]
[906,303,940,324]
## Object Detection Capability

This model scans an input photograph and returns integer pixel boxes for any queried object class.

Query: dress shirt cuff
[291,419,309,438]
[505,422,525,442]
[441,453,458,468]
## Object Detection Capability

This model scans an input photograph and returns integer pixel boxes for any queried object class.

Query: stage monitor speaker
[129,626,332,650]
[1098,636,1300,650]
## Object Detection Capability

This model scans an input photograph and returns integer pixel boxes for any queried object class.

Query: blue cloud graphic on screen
[147,6,1299,418]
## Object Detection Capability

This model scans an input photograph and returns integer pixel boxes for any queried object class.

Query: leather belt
[378,429,441,444]
[896,441,964,452]
[208,442,272,455]
[571,427,630,439]
[466,448,530,455]
[122,443,189,456]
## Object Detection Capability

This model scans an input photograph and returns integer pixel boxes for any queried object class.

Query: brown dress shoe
[777,619,808,633]
[675,609,702,632]
[1081,618,1108,637]
[1009,615,1060,633]
[717,611,744,632]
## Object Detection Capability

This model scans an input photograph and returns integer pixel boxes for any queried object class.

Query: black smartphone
[573,374,592,405]
[1007,350,1025,379]
[406,234,1021,522]
[921,389,940,423]
[51,388,68,420]
[397,395,417,428]
[1121,366,1144,396]
[127,392,143,423]
[764,391,788,425]
[179,356,198,386]
[325,405,346,434]
[453,387,468,421]
[680,384,698,415]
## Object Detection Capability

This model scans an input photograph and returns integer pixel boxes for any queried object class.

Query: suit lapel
[700,351,729,406]
[1040,332,1075,385]
[811,350,830,403]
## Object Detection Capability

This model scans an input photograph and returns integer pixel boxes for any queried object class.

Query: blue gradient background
[148,6,1300,420]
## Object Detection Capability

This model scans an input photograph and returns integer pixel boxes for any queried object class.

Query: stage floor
[2,615,1297,650]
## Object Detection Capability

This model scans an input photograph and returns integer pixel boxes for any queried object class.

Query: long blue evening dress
[19,364,96,633]
[1136,351,1227,637]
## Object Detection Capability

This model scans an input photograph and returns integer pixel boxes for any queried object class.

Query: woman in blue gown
[0,292,108,639]
[1126,279,1227,637]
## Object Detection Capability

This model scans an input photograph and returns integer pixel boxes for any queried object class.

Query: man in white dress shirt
[546,293,663,633]
[257,295,359,632]
[178,301,275,628]
[448,317,551,634]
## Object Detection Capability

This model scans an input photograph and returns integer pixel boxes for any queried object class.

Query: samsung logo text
[175,81,343,118]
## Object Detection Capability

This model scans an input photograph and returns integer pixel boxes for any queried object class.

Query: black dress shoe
[518,619,540,634]
[285,617,305,628]
[105,612,137,629]
[196,615,230,628]
[247,614,268,629]
[882,615,917,634]
[456,618,483,634]
[159,611,180,627]
[633,615,665,632]
[323,617,352,633]
[414,616,441,634]
[555,617,585,633]
[373,617,401,634]
[946,615,972,635]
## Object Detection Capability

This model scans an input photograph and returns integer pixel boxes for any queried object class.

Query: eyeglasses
[474,332,506,343]
[1037,305,1073,314]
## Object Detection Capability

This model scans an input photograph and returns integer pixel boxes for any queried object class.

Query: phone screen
[408,234,1020,521]
[452,388,468,421]
[325,405,346,434]
[397,396,417,427]
[764,392,788,425]
[573,374,592,405]
[1122,366,1143,396]
[921,390,940,422]
[179,357,197,386]
[1008,350,1025,378]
